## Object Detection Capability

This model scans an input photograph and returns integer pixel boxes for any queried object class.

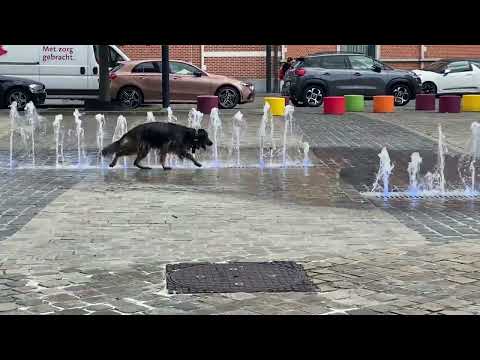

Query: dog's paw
[142,167,152,170]
[109,163,115,168]
[195,163,202,168]
[163,167,172,171]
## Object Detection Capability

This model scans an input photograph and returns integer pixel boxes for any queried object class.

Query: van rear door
[39,45,89,97]
[88,45,130,91]
[0,45,40,81]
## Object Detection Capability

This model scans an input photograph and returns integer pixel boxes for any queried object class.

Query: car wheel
[6,88,30,110]
[391,83,411,106]
[422,81,437,95]
[303,85,325,107]
[217,86,240,109]
[118,86,143,109]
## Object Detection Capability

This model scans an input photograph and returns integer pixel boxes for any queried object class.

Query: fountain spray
[53,115,64,167]
[73,109,86,166]
[407,152,423,195]
[167,107,177,123]
[372,147,395,196]
[113,115,128,168]
[9,101,18,168]
[209,108,222,167]
[232,111,245,167]
[282,105,295,167]
[95,114,105,167]
[436,124,448,193]
[25,101,36,166]
[258,102,270,168]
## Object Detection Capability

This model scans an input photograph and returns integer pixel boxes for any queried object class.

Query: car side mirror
[372,64,382,73]
[443,68,451,76]
[193,70,203,77]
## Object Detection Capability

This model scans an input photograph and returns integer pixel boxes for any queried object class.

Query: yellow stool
[462,95,480,112]
[264,97,286,116]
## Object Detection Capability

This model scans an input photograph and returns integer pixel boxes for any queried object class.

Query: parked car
[412,59,480,95]
[0,45,129,101]
[109,59,255,109]
[282,52,422,107]
[0,75,46,109]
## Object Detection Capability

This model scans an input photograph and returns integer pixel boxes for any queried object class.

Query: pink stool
[439,95,461,113]
[197,95,219,115]
[415,94,436,111]
[324,96,345,115]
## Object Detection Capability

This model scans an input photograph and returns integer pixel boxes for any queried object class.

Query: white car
[412,59,480,95]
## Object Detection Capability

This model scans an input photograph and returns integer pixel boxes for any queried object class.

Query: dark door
[346,55,386,96]
[309,55,354,95]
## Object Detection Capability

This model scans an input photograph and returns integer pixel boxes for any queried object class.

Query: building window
[340,45,377,58]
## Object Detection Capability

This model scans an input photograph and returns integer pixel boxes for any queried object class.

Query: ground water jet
[303,142,311,167]
[407,152,423,195]
[145,112,158,166]
[435,124,448,193]
[73,109,86,166]
[53,114,65,167]
[209,108,222,167]
[258,102,270,168]
[372,147,394,196]
[231,111,245,167]
[282,105,295,167]
[9,101,19,168]
[113,115,128,168]
[25,102,37,166]
[95,114,105,167]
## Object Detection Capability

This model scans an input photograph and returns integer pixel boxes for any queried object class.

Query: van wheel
[6,88,30,110]
[118,86,143,109]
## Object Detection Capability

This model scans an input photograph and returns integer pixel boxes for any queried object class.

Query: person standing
[279,57,294,91]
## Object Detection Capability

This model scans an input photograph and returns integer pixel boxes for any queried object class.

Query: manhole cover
[166,261,316,294]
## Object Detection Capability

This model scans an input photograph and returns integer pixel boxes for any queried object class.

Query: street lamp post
[162,45,170,108]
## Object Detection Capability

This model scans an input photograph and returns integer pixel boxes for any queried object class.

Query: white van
[0,45,130,100]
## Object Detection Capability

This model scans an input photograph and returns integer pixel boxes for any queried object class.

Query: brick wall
[380,45,421,59]
[286,45,337,58]
[120,45,480,81]
[425,45,480,59]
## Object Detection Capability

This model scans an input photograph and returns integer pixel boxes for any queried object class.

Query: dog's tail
[101,140,121,156]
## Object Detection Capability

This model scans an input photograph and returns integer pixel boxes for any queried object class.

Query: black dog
[101,122,213,170]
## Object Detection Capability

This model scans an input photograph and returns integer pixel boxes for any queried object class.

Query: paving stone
[54,309,89,315]
[89,310,122,315]
[45,293,79,303]
[418,302,445,312]
[347,309,383,315]
[0,303,18,312]
[440,310,474,315]
[27,304,59,314]
[111,301,148,314]
[86,304,115,311]
[445,276,477,284]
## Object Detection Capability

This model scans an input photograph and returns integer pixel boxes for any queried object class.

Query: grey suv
[282,53,422,107]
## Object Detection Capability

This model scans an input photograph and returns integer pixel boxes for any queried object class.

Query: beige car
[109,59,255,109]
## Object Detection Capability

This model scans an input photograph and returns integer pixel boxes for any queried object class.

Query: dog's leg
[184,152,202,167]
[109,154,119,168]
[133,149,151,170]
[160,150,172,171]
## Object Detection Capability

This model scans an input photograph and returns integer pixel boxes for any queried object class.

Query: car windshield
[424,61,448,73]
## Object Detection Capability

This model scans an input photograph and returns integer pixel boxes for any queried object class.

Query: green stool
[345,95,365,112]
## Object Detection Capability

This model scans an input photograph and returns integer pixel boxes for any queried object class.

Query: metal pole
[266,45,272,93]
[162,45,170,108]
[273,45,279,93]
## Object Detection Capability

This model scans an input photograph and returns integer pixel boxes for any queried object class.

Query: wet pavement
[2,100,480,315]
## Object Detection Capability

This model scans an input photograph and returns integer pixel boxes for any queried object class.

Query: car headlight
[29,84,44,93]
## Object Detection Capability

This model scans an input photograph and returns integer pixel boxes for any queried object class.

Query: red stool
[197,95,219,115]
[324,96,345,115]
[439,95,461,113]
[415,94,436,111]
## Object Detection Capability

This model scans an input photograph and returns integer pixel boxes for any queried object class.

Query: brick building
[120,45,480,92]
